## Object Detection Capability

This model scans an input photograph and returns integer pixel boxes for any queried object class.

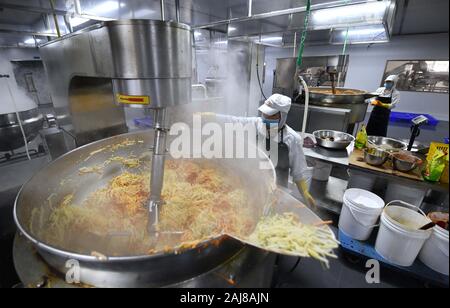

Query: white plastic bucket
[312,161,332,182]
[375,201,432,267]
[419,226,449,276]
[339,189,385,241]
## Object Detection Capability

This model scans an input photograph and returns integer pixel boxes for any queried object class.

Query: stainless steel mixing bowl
[367,136,407,152]
[314,130,355,150]
[364,148,389,166]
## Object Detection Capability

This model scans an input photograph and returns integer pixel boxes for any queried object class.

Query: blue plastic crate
[390,112,439,127]
[339,230,449,287]
[134,116,153,128]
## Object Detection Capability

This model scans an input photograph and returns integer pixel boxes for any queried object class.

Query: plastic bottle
[355,124,368,150]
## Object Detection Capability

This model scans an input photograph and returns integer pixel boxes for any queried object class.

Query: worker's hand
[296,180,316,208]
[371,100,382,107]
[371,100,392,109]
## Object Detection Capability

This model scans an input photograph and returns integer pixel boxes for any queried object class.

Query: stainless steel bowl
[364,148,389,166]
[313,130,355,150]
[367,136,407,152]
[392,152,423,172]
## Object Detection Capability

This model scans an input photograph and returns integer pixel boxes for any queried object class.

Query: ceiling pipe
[49,0,61,38]
[175,0,180,23]
[0,28,59,37]
[248,0,253,17]
[160,0,166,21]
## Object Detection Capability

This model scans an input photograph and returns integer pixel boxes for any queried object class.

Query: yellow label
[427,142,449,161]
[427,142,449,184]
[117,94,150,105]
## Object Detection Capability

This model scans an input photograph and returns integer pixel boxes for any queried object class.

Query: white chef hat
[258,94,292,116]
[385,75,398,84]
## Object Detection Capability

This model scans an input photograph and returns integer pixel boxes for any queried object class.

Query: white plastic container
[339,188,385,241]
[419,226,449,276]
[347,169,376,191]
[375,201,432,267]
[312,161,332,182]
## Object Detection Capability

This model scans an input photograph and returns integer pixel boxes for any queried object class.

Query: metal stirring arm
[148,109,168,234]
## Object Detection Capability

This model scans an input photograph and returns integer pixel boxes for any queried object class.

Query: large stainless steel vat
[0,109,44,152]
[108,20,192,108]
[14,131,277,288]
[307,87,372,124]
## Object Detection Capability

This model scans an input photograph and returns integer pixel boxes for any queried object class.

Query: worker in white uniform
[366,75,400,137]
[202,94,315,208]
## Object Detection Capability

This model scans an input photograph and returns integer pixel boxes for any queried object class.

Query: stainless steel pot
[14,131,277,287]
[0,109,44,152]
[306,87,373,123]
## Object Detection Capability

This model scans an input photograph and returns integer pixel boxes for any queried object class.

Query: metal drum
[108,20,192,108]
[0,108,44,152]
[14,131,277,288]
[307,87,373,123]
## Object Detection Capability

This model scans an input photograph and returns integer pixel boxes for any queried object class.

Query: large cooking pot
[0,108,44,152]
[305,87,374,123]
[14,131,277,288]
[308,87,373,104]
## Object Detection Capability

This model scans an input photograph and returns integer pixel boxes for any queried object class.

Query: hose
[296,0,311,67]
[338,0,351,87]
[299,76,309,139]
[256,62,267,101]
[256,46,267,100]
[294,0,311,139]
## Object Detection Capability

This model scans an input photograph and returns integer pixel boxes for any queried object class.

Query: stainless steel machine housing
[40,20,192,146]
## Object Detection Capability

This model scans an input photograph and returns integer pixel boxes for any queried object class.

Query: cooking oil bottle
[355,124,368,150]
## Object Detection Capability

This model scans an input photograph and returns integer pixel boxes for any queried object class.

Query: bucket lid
[344,189,385,212]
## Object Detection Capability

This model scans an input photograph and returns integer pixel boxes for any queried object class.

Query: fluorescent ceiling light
[71,1,127,27]
[70,16,90,27]
[312,1,388,26]
[92,1,124,14]
[214,40,228,45]
[194,31,202,37]
[24,38,42,45]
[345,27,385,37]
[260,36,283,43]
[133,8,155,18]
[228,26,237,32]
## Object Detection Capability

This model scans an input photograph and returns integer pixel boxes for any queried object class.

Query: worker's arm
[371,89,400,110]
[197,112,260,125]
[287,132,316,208]
[216,114,260,125]
[295,179,316,208]
[389,90,400,109]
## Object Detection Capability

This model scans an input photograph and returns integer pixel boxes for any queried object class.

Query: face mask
[262,117,280,126]
[385,82,394,90]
